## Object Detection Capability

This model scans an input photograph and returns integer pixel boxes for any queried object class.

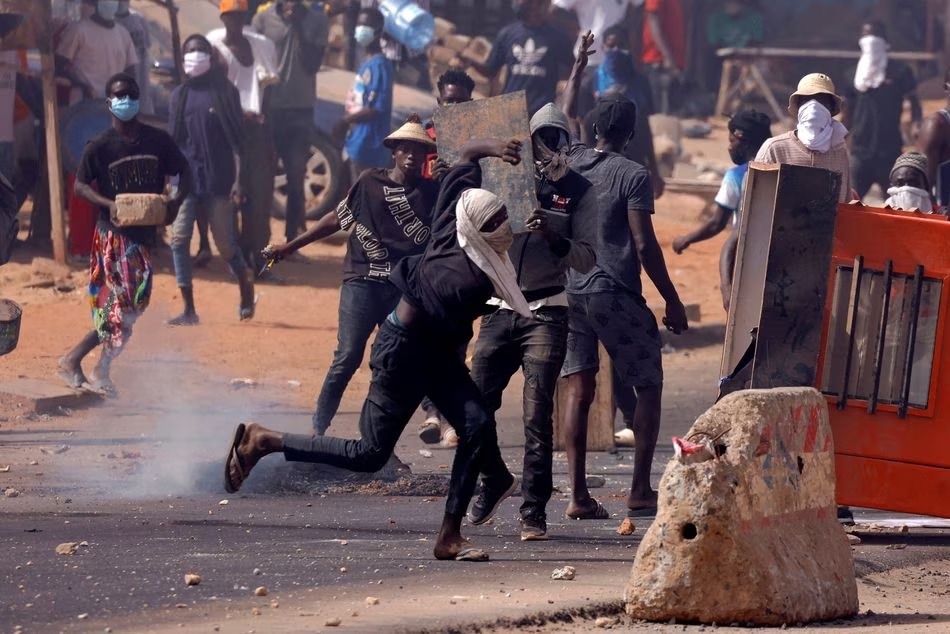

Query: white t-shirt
[207,27,279,115]
[0,52,16,144]
[552,0,642,67]
[56,18,139,101]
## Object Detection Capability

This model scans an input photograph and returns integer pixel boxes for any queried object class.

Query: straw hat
[788,73,843,117]
[219,0,249,15]
[383,117,436,150]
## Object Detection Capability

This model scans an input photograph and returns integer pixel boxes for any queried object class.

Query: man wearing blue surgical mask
[55,0,138,104]
[59,73,191,398]
[332,7,393,181]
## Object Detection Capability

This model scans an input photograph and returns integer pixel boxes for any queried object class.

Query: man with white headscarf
[221,138,527,563]
[755,72,852,202]
[842,20,921,200]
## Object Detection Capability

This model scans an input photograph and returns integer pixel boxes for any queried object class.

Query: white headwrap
[854,35,888,93]
[796,100,848,153]
[455,189,532,318]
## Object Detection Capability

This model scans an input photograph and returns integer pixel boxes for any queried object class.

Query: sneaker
[468,474,517,525]
[614,428,635,447]
[520,516,549,541]
[418,417,441,444]
[837,505,855,526]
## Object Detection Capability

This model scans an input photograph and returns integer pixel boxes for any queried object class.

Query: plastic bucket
[378,0,434,52]
[0,298,22,356]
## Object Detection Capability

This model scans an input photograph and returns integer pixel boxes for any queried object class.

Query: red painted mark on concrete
[803,416,819,453]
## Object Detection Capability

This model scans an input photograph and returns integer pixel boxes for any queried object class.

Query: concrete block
[463,36,492,65]
[649,303,700,324]
[442,33,472,53]
[626,388,858,625]
[434,16,456,39]
[0,378,101,414]
[113,193,166,227]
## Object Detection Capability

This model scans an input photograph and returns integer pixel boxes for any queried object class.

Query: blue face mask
[98,0,120,21]
[109,96,140,122]
[354,25,376,47]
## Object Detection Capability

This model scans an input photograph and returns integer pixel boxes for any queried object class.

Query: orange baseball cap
[220,0,249,14]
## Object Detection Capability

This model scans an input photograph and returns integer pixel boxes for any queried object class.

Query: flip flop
[566,499,610,520]
[224,423,248,494]
[627,506,658,518]
[454,547,489,562]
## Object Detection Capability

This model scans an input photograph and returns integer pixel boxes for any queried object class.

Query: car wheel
[272,129,347,221]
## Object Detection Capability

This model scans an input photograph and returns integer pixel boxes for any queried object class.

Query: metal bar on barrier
[897,265,925,418]
[867,260,893,414]
[838,257,864,410]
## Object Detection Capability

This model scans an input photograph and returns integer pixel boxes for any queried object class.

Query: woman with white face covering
[222,139,527,564]
[755,73,853,202]
[884,152,936,213]
[167,34,255,325]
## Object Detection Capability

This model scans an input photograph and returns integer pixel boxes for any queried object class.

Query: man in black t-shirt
[58,73,191,397]
[842,20,921,199]
[462,0,573,116]
[268,117,440,437]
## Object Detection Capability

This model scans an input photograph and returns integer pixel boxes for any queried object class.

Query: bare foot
[57,356,89,389]
[627,489,659,511]
[433,538,487,561]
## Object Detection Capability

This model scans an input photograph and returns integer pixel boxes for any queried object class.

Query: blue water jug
[378,0,435,52]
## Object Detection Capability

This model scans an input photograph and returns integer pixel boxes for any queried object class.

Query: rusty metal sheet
[0,0,52,53]
[432,91,535,230]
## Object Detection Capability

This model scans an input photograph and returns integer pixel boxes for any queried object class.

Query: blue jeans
[470,306,569,521]
[170,194,248,288]
[312,277,403,433]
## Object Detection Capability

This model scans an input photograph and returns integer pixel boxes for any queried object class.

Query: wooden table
[715,46,938,123]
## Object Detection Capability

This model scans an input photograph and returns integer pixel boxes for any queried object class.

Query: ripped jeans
[470,306,568,521]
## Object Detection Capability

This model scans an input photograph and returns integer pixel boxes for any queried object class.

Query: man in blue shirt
[671,109,771,310]
[333,7,393,181]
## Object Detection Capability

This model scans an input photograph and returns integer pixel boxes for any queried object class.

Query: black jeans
[312,277,402,433]
[271,108,313,241]
[471,306,569,521]
[285,317,511,516]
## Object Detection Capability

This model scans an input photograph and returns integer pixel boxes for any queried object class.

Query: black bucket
[0,298,22,356]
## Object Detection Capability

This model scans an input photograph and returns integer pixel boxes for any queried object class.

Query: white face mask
[886,186,933,213]
[797,99,838,152]
[481,221,514,255]
[183,51,212,77]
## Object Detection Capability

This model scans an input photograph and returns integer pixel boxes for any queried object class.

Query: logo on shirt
[383,186,430,245]
[549,194,571,211]
[512,38,548,78]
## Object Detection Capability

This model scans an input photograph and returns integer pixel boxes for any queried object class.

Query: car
[272,66,436,221]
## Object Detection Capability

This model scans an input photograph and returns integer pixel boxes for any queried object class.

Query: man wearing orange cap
[266,117,441,438]
[208,0,280,275]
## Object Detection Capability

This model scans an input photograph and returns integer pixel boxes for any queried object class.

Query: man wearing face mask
[884,152,935,213]
[755,73,851,203]
[167,34,255,326]
[265,117,440,439]
[58,73,191,397]
[333,8,393,181]
[56,0,138,104]
[223,138,525,563]
[114,0,154,115]
[467,103,596,541]
[841,21,921,201]
[208,0,280,276]
[672,109,772,310]
[253,0,329,241]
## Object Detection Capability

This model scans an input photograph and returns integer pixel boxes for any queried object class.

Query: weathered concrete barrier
[626,388,858,625]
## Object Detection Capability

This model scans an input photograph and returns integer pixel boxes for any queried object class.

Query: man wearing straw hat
[266,116,442,438]
[755,72,852,203]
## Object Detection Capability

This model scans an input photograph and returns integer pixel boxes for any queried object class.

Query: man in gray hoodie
[467,103,597,542]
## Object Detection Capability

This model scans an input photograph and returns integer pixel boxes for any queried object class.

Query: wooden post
[40,49,66,264]
[553,343,615,452]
